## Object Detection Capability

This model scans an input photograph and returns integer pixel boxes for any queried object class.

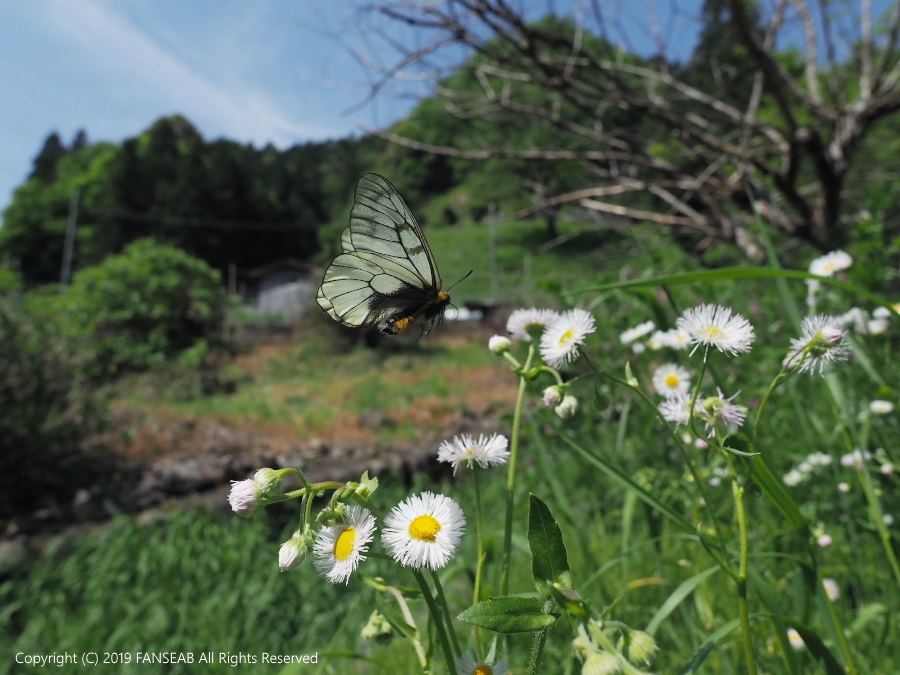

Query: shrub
[68,238,226,375]
[0,293,105,517]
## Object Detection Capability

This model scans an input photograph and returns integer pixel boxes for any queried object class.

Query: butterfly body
[317,174,449,336]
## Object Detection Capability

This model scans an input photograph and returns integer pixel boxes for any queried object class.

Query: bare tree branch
[353,0,900,259]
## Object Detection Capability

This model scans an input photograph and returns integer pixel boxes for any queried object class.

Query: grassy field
[2,217,898,674]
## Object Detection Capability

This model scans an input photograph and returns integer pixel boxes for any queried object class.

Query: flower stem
[499,344,532,596]
[413,571,457,675]
[726,452,757,674]
[472,468,485,654]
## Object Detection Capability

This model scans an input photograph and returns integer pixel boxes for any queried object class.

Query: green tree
[29,132,67,183]
[68,238,226,375]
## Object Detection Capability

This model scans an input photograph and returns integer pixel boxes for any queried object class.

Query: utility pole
[60,187,80,287]
[488,199,499,303]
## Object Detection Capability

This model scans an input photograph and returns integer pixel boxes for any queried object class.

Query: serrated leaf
[458,596,559,633]
[528,494,571,588]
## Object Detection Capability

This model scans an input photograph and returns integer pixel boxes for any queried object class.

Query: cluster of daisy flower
[493,307,597,418]
[619,318,692,353]
[282,489,466,582]
[835,305,898,336]
[229,433,514,586]
[229,472,467,584]
[806,250,853,311]
[782,451,833,487]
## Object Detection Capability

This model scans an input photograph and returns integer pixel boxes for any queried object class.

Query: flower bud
[543,385,563,407]
[618,629,657,665]
[361,610,393,644]
[279,526,312,572]
[228,478,260,517]
[581,651,620,675]
[489,335,511,354]
[555,394,578,419]
[253,468,283,498]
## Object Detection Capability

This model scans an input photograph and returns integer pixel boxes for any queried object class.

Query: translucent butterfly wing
[317,174,447,333]
[349,174,442,290]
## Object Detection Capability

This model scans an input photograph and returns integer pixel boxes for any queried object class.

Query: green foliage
[0,289,105,516]
[67,238,226,375]
[1,116,386,285]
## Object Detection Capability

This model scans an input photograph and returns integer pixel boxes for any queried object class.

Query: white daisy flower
[700,388,747,435]
[822,578,840,601]
[647,330,667,350]
[787,628,806,651]
[651,363,692,398]
[840,449,871,469]
[783,315,851,375]
[867,317,890,335]
[809,250,852,276]
[382,492,465,570]
[676,304,755,356]
[456,651,508,675]
[783,470,804,487]
[658,392,700,426]
[313,505,377,584]
[437,433,510,474]
[506,308,560,341]
[539,308,596,368]
[869,400,894,415]
[664,328,693,350]
[838,482,851,493]
[817,533,833,548]
[838,307,868,333]
[620,320,656,345]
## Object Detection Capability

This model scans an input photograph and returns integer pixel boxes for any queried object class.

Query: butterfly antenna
[447,269,474,292]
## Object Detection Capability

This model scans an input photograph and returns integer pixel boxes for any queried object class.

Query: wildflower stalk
[499,343,534,596]
[429,569,462,659]
[472,468,486,653]
[833,390,900,588]
[852,455,900,587]
[413,570,457,675]
[580,349,731,568]
[818,577,857,675]
[725,452,757,675]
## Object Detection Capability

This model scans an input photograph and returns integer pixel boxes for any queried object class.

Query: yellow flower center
[700,326,724,341]
[409,514,441,542]
[664,374,680,388]
[465,446,475,458]
[558,328,574,346]
[334,527,357,561]
[823,262,836,273]
[473,665,494,675]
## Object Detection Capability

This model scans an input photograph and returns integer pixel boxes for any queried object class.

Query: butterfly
[317,174,451,336]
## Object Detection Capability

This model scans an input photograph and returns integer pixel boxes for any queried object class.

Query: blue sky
[0,0,889,217]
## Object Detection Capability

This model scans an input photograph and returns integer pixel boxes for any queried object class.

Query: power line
[85,207,316,232]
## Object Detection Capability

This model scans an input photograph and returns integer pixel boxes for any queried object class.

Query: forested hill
[0,116,392,285]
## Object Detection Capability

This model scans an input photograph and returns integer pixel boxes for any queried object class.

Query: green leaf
[528,494,572,588]
[559,432,695,533]
[645,566,720,636]
[721,433,759,457]
[457,596,558,633]
[747,454,808,531]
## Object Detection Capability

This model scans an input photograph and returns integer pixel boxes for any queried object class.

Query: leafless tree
[350,0,900,261]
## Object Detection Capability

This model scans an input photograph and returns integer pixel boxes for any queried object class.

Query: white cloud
[36,0,336,146]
